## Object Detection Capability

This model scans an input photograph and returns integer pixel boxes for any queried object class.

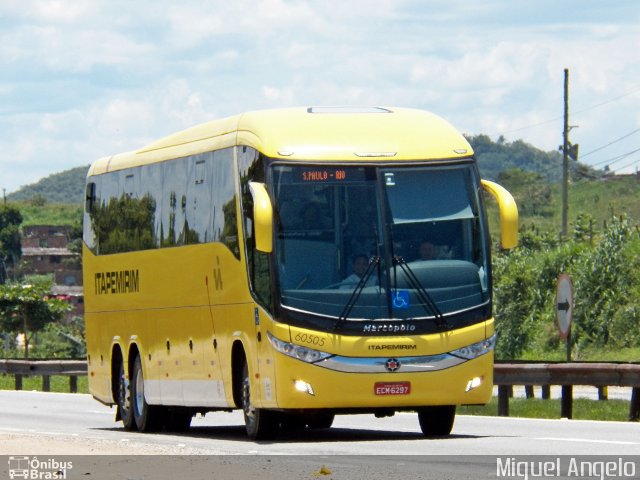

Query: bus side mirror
[481,179,518,249]
[85,182,96,213]
[248,182,273,253]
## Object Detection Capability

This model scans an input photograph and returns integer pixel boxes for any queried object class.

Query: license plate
[374,382,411,395]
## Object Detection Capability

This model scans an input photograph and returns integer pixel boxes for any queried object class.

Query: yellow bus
[83,106,518,439]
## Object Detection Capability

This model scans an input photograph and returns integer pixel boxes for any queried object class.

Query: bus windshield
[271,163,490,329]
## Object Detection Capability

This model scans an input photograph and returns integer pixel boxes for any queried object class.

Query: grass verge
[0,374,89,394]
[460,397,633,422]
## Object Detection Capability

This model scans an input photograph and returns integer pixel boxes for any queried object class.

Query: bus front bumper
[263,351,494,410]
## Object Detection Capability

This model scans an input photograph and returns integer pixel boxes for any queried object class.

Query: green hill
[7,165,89,205]
[468,134,597,182]
[8,136,635,233]
[484,173,640,240]
[6,136,597,206]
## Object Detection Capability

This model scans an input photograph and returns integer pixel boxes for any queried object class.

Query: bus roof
[88,106,473,175]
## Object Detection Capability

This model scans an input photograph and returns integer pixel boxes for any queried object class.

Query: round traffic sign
[556,273,573,339]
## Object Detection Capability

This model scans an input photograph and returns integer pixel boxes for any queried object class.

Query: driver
[339,254,377,289]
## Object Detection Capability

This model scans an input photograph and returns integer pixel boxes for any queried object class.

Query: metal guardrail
[494,362,640,421]
[1,359,639,420]
[0,359,87,393]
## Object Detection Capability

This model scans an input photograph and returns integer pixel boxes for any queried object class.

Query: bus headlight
[450,334,496,360]
[294,380,315,395]
[465,376,483,392]
[267,332,333,363]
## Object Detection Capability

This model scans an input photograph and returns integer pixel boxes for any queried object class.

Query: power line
[481,82,640,182]
[490,84,640,137]
[487,142,640,182]
[608,156,640,174]
[580,127,640,158]
[573,85,640,116]
[492,115,563,136]
[589,147,640,169]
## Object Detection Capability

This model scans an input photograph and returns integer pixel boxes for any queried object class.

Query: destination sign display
[296,167,367,183]
[300,168,346,182]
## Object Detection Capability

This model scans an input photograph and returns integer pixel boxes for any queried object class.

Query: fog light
[294,380,315,396]
[465,376,483,392]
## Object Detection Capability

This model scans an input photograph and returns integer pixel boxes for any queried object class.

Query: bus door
[251,303,278,408]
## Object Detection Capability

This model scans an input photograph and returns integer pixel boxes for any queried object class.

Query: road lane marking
[535,436,640,446]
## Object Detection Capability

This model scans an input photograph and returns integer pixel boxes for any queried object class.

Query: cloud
[1,26,156,75]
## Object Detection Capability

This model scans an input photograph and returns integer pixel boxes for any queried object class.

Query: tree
[29,194,47,207]
[0,281,71,358]
[0,205,23,283]
[497,168,552,217]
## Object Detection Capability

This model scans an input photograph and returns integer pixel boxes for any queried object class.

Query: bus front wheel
[307,413,335,429]
[417,405,456,436]
[241,362,278,440]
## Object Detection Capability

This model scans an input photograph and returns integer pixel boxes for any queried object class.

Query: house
[20,225,84,318]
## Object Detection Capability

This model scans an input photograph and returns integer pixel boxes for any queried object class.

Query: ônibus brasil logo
[8,456,73,479]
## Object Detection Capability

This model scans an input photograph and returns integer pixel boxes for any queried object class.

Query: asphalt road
[1,390,639,458]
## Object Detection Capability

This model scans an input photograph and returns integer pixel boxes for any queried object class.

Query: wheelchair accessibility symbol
[392,290,410,309]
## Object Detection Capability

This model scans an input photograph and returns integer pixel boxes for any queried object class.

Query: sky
[1,0,640,194]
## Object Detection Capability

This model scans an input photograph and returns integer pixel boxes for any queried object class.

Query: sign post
[556,273,574,419]
[556,273,574,361]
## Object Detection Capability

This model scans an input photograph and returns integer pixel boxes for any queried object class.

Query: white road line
[535,437,640,446]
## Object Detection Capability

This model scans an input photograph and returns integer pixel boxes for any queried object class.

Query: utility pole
[561,68,579,238]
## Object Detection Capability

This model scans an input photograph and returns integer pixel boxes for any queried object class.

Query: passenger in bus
[339,254,377,288]
[419,241,452,260]
[298,202,330,230]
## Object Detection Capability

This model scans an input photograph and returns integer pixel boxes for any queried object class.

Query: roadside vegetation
[0,374,88,394]
[460,397,632,422]
[492,213,640,361]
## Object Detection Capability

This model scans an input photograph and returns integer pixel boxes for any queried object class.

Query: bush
[493,214,640,359]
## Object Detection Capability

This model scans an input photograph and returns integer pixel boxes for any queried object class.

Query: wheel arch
[127,343,141,373]
[231,339,247,409]
[110,344,124,404]
[110,341,141,404]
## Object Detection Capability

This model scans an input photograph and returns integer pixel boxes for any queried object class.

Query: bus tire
[131,355,162,432]
[165,409,192,432]
[241,361,278,440]
[279,413,306,431]
[307,413,335,429]
[417,405,456,436]
[117,360,136,431]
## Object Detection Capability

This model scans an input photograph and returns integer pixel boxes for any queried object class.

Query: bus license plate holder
[374,382,411,396]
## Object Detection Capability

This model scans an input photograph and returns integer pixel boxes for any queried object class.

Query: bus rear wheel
[241,362,278,440]
[131,355,162,432]
[117,361,136,431]
[417,405,456,436]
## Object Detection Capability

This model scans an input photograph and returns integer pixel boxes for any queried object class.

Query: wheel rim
[134,366,145,416]
[119,365,130,416]
[241,369,256,430]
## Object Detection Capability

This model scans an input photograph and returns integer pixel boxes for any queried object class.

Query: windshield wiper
[333,256,381,332]
[392,255,449,329]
